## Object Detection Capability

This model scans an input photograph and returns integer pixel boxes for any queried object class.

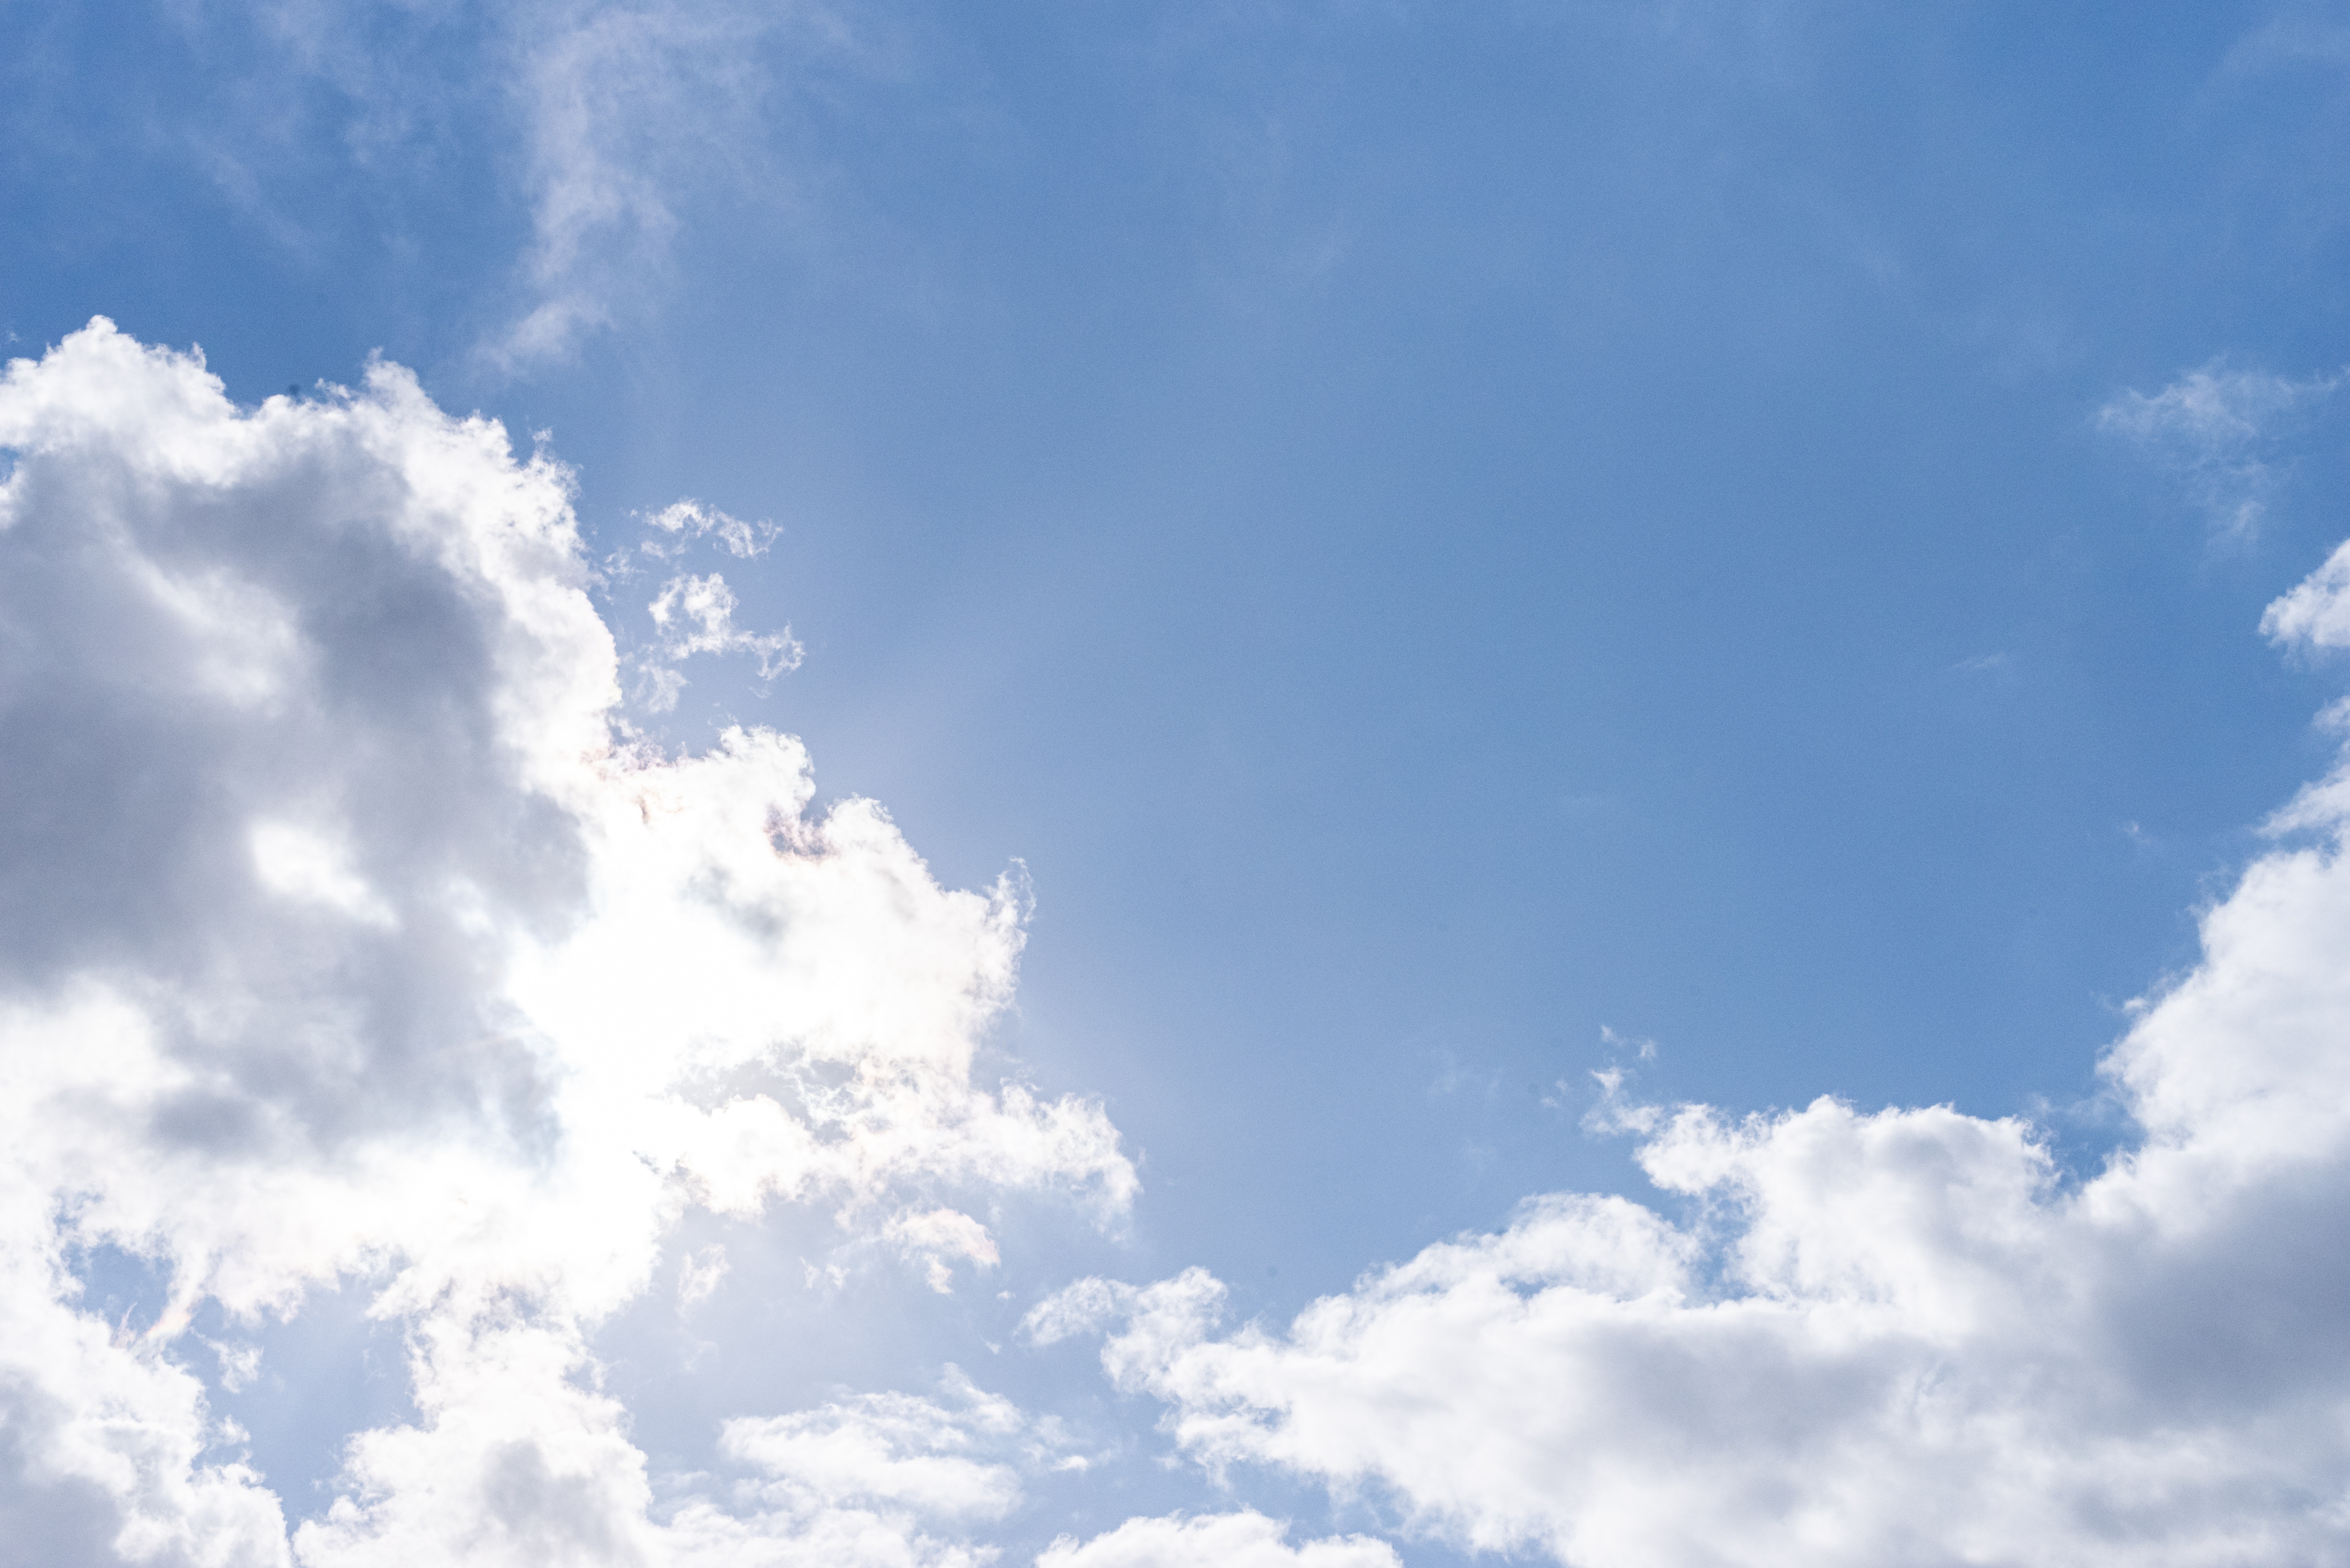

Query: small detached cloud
[711,1382,1023,1526]
[677,1244,730,1311]
[643,498,777,560]
[1598,1023,1658,1061]
[1953,651,2015,677]
[661,1370,1096,1567]
[2097,360,2341,536]
[636,570,802,712]
[886,1207,1002,1295]
[1578,1065,1661,1135]
[601,498,798,714]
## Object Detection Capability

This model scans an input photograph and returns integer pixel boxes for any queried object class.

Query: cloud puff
[718,1380,1023,1523]
[0,319,1133,1564]
[2097,362,2339,535]
[1031,538,2350,1564]
[603,501,798,713]
[642,499,776,560]
[656,1368,1099,1568]
[648,571,799,681]
[885,1208,1003,1295]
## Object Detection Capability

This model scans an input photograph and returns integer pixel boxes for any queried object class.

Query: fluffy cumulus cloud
[1031,558,2350,1564]
[0,320,1133,1566]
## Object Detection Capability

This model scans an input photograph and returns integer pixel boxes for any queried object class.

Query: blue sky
[11,4,2350,1565]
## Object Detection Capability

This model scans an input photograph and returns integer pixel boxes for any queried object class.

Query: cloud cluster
[30,315,2350,1567]
[1032,560,2350,1564]
[598,496,800,713]
[0,320,1131,1565]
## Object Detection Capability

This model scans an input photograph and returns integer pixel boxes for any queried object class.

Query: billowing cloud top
[0,320,1133,1565]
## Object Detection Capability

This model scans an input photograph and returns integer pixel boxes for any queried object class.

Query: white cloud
[0,319,1133,1563]
[644,499,776,559]
[609,502,800,712]
[659,1370,1066,1568]
[1578,1064,1661,1135]
[886,1208,1001,1294]
[1036,1510,1402,1568]
[249,820,399,928]
[677,1244,730,1309]
[485,0,868,370]
[1032,535,2350,1563]
[650,574,762,660]
[719,1385,1022,1523]
[1597,1022,1658,1061]
[2097,362,2340,536]
[205,1338,264,1395]
[488,0,738,368]
[2262,536,2350,653]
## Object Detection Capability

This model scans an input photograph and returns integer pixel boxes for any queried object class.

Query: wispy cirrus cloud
[2097,361,2341,537]
[91,0,870,373]
[488,0,802,371]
